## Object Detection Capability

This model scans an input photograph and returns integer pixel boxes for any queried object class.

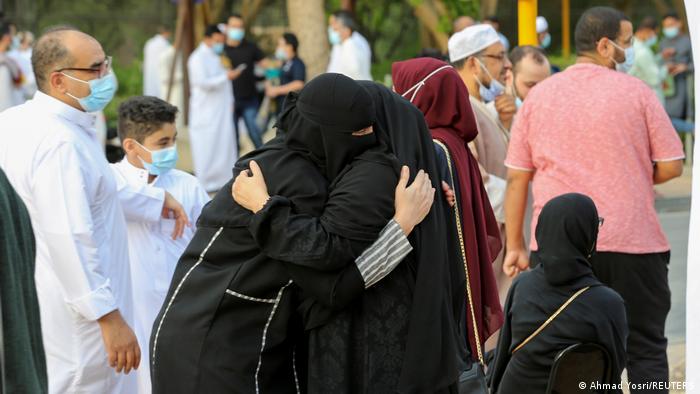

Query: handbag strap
[433,140,484,365]
[511,286,591,354]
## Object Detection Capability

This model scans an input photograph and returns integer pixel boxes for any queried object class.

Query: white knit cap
[448,24,501,63]
[536,16,549,33]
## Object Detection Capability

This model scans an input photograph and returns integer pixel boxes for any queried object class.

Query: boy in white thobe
[110,96,210,394]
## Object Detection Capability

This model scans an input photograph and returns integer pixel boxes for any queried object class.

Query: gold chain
[434,140,484,365]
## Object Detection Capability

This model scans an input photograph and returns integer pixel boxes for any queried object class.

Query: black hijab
[356,81,468,393]
[281,73,377,181]
[530,193,601,290]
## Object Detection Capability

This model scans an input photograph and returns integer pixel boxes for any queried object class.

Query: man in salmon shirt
[503,7,684,393]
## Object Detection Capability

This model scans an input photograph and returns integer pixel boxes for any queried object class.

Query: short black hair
[451,58,466,70]
[282,32,299,53]
[485,15,500,25]
[638,16,658,31]
[663,12,680,21]
[0,22,10,38]
[333,10,357,32]
[510,45,547,73]
[204,24,222,37]
[574,6,628,54]
[118,96,178,143]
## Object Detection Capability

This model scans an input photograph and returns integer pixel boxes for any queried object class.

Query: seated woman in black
[489,193,628,394]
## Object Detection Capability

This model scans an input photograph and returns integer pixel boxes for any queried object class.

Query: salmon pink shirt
[506,63,684,254]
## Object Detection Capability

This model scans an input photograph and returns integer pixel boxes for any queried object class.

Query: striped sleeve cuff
[355,219,413,289]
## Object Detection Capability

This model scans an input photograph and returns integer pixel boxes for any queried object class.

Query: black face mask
[290,73,377,180]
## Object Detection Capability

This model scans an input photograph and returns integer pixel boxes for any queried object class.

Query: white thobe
[0,91,136,393]
[8,48,36,101]
[110,159,209,394]
[187,43,237,192]
[335,37,372,81]
[327,32,371,80]
[143,34,171,97]
[0,52,22,111]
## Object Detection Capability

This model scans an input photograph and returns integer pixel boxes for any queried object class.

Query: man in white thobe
[0,22,22,111]
[327,11,372,80]
[143,27,171,97]
[0,28,139,393]
[187,24,237,192]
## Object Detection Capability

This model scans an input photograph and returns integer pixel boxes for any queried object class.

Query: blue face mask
[228,28,245,41]
[212,42,224,55]
[62,72,118,112]
[515,96,523,109]
[663,26,680,39]
[328,27,341,46]
[11,36,20,50]
[474,58,505,103]
[610,41,635,73]
[541,33,552,49]
[645,35,658,48]
[137,142,178,176]
[275,48,288,61]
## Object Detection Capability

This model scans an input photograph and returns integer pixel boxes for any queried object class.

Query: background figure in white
[159,45,185,132]
[0,22,22,111]
[187,24,237,192]
[8,30,36,102]
[143,26,171,97]
[0,28,138,393]
[327,10,372,80]
[684,2,700,393]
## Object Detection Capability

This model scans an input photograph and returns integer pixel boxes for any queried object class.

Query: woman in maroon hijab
[392,57,504,366]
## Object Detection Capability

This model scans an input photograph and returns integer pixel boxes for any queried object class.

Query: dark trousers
[591,251,671,394]
[234,96,263,151]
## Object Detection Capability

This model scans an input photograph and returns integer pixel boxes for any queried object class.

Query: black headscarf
[356,81,468,393]
[282,73,377,181]
[530,193,601,290]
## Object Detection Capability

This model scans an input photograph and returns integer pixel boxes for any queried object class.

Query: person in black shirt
[224,13,266,150]
[265,32,306,117]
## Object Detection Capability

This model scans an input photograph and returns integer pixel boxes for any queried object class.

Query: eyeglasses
[480,53,507,62]
[598,217,605,228]
[56,56,113,77]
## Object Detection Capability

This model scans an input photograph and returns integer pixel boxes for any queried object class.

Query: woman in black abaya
[233,81,468,393]
[488,193,628,394]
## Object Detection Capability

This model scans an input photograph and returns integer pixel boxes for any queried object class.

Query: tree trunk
[288,0,329,79]
[481,0,498,18]
[412,1,449,52]
[242,0,266,26]
[651,0,670,16]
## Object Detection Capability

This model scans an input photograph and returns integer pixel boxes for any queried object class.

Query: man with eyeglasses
[449,24,516,309]
[0,27,140,393]
[504,7,684,392]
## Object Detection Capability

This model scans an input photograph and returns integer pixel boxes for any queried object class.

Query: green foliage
[104,60,143,128]
[439,0,480,33]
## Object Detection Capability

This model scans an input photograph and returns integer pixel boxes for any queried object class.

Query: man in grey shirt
[660,12,694,126]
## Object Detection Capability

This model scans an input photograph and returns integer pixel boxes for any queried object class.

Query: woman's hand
[393,166,436,235]
[232,160,270,213]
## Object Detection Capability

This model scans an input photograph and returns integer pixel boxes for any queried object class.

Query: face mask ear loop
[399,65,452,103]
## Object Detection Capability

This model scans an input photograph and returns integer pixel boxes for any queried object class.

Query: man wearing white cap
[449,24,516,308]
[536,16,551,49]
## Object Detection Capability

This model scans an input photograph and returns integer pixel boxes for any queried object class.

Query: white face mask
[399,65,453,103]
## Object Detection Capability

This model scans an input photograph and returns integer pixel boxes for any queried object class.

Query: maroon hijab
[392,57,504,357]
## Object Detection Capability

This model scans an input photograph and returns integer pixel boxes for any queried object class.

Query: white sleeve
[32,143,117,321]
[188,180,211,227]
[188,54,228,91]
[110,166,165,223]
[484,174,506,223]
[355,219,413,288]
[339,44,364,80]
